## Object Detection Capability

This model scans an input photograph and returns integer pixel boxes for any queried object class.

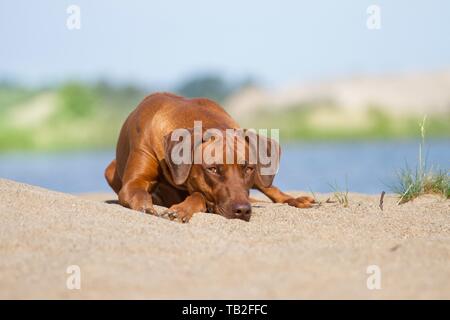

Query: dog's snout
[232,202,252,219]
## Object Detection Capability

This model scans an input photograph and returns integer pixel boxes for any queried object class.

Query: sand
[0,178,449,299]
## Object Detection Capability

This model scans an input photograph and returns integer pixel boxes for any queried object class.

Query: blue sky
[1,0,449,87]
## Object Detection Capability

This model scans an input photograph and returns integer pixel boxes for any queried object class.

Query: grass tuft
[327,176,349,207]
[392,116,450,204]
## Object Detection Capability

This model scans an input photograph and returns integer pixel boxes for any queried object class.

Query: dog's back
[107,92,239,192]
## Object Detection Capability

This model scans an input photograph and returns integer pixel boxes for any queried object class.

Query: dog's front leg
[118,150,159,215]
[119,179,158,215]
[161,192,207,223]
[257,185,315,208]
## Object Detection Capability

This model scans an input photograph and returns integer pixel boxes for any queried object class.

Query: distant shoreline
[1,140,449,195]
[0,136,449,153]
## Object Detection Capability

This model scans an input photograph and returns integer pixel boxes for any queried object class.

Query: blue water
[0,140,448,194]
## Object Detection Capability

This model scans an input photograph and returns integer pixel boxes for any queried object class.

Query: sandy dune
[226,70,450,118]
[0,178,449,299]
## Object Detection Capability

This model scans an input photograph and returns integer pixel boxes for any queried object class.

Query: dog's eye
[207,167,218,174]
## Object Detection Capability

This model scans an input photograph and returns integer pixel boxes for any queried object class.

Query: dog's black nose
[232,202,252,219]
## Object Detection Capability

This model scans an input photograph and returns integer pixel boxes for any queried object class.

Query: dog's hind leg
[104,160,122,194]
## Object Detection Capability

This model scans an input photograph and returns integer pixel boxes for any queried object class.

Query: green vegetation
[327,177,349,208]
[0,78,449,151]
[0,75,253,151]
[58,82,97,118]
[175,73,256,103]
[0,81,145,151]
[391,117,450,204]
[241,104,450,141]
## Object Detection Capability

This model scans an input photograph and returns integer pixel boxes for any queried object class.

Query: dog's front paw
[161,205,194,223]
[123,190,157,215]
[284,196,315,208]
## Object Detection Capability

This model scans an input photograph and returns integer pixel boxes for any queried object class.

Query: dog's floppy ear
[245,130,281,188]
[164,128,195,185]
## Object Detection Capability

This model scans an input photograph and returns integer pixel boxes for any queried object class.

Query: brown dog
[105,92,314,222]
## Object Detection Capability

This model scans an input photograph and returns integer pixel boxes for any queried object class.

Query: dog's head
[164,128,280,221]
